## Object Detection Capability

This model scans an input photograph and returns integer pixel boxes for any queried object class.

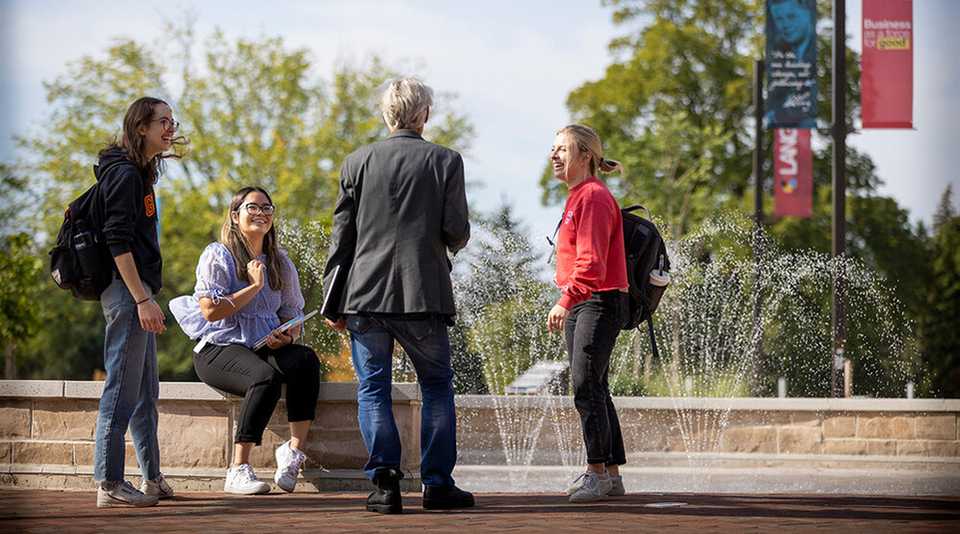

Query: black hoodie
[97,147,162,294]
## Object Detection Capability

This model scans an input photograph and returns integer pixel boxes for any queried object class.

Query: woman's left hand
[546,304,569,333]
[265,329,294,349]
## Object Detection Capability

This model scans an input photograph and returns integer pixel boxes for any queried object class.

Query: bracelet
[135,297,151,305]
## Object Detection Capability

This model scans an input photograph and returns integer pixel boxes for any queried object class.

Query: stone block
[822,439,868,455]
[823,416,857,438]
[0,442,11,463]
[725,410,792,427]
[789,413,821,427]
[73,442,137,467]
[313,403,360,431]
[14,441,73,465]
[896,440,960,457]
[719,426,778,453]
[31,404,98,440]
[157,402,229,468]
[857,416,895,439]
[0,402,31,438]
[778,426,822,454]
[915,415,957,440]
[889,417,916,439]
[866,439,897,456]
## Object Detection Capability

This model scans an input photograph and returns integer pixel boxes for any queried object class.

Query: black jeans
[564,291,628,466]
[194,343,321,445]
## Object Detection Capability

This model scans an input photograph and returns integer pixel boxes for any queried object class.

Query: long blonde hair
[557,124,623,176]
[220,187,284,291]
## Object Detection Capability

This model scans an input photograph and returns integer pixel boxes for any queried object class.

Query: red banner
[773,128,812,218]
[861,0,914,128]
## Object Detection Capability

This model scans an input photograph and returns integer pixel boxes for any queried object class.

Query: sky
[1,0,957,258]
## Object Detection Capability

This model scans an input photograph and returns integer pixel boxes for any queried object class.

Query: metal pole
[752,58,766,374]
[753,58,765,225]
[831,0,847,398]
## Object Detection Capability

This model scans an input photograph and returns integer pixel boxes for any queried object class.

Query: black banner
[765,0,818,128]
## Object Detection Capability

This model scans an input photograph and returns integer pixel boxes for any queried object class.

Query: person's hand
[288,323,302,340]
[137,299,166,334]
[546,304,569,333]
[247,259,266,289]
[325,318,346,332]
[265,329,293,349]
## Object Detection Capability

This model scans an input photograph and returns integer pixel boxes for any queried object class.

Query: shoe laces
[235,464,259,483]
[570,472,589,487]
[120,480,142,495]
[281,448,305,478]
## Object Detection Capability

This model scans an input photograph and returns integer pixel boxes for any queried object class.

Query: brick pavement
[1,490,958,533]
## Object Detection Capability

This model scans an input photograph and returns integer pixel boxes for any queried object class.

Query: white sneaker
[607,475,626,496]
[97,480,159,508]
[568,472,612,503]
[274,440,306,493]
[141,473,175,499]
[224,464,271,495]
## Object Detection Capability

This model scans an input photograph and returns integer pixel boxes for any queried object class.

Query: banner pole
[753,58,765,226]
[831,0,847,398]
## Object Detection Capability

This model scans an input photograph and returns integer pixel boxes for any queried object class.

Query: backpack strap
[622,204,648,215]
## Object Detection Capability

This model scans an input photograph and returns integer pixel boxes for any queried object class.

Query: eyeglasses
[238,203,275,216]
[151,117,180,132]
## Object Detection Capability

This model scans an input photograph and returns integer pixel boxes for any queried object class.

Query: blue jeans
[94,278,160,482]
[346,315,457,487]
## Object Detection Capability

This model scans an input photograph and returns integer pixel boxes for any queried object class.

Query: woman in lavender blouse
[170,186,320,495]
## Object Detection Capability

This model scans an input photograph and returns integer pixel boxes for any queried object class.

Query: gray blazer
[323,129,470,318]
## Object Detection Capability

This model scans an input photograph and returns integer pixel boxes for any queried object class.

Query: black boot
[367,468,403,514]
[422,484,475,510]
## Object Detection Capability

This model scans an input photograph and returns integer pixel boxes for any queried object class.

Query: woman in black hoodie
[93,97,184,508]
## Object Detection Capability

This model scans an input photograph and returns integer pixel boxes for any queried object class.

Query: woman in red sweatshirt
[547,124,629,503]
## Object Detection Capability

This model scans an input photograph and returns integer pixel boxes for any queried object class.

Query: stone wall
[455,396,960,468]
[0,380,420,491]
[3,382,959,491]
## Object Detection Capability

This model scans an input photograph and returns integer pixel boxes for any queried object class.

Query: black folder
[321,264,348,321]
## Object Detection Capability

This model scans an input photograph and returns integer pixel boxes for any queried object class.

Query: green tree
[13,28,473,379]
[0,165,45,378]
[550,0,932,397]
[919,187,960,397]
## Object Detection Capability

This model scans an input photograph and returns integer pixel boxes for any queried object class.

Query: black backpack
[49,163,118,300]
[621,205,670,331]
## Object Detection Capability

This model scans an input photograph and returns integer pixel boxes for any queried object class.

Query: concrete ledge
[0,381,64,398]
[455,395,960,412]
[0,464,421,492]
[2,380,421,403]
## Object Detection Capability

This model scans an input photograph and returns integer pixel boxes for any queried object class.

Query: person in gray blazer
[323,77,473,514]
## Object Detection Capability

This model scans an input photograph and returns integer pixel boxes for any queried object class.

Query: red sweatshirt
[553,176,628,309]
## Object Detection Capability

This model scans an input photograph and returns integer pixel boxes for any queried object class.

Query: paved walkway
[1,490,958,533]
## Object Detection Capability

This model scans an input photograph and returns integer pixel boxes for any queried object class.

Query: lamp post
[831,0,848,398]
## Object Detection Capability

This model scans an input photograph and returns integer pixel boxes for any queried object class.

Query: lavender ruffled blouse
[170,242,305,351]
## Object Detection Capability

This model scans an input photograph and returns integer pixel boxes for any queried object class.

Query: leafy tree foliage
[11,29,472,379]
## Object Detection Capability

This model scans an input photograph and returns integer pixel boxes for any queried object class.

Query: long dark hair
[220,187,284,291]
[99,96,187,184]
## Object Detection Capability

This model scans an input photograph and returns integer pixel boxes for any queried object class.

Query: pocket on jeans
[345,315,373,335]
[405,318,436,341]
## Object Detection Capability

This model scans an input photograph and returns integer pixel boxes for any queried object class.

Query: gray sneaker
[607,475,625,496]
[568,472,612,503]
[566,472,590,496]
[97,480,160,508]
[141,473,175,499]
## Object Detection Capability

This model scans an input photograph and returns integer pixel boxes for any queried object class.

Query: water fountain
[281,212,923,493]
[452,212,917,492]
